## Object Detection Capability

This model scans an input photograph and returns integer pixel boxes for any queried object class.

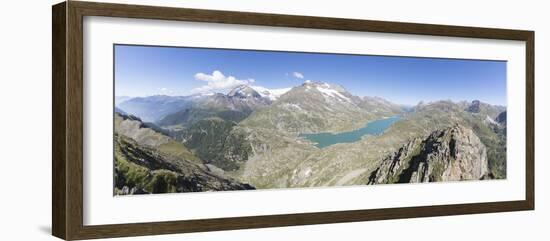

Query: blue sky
[115,44,507,106]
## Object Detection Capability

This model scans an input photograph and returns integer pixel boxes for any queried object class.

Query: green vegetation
[168,117,252,171]
[182,118,236,162]
[470,120,507,178]
[114,150,149,191]
[114,147,180,194]
[149,170,179,194]
[157,141,201,164]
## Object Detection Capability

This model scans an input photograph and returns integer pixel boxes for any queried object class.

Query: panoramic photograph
[113,44,507,195]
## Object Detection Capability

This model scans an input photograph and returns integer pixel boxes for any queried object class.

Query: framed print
[52,1,534,240]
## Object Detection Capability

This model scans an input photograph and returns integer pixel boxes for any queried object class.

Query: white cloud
[192,70,254,93]
[292,72,304,79]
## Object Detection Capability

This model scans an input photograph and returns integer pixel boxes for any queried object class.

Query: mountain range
[114,81,507,194]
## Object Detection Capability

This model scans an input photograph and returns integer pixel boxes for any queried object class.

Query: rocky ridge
[114,134,254,194]
[368,124,488,184]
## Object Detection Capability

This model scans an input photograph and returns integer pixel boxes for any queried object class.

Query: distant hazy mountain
[157,85,271,127]
[359,96,404,117]
[115,96,132,106]
[117,95,208,122]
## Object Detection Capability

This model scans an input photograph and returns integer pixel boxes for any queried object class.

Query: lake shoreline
[298,116,401,148]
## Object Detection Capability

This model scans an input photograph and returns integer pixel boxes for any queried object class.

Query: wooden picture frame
[52,1,534,240]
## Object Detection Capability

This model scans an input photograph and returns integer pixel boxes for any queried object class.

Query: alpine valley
[114,81,507,194]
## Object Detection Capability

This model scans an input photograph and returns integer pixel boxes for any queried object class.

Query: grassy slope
[114,134,186,194]
[114,134,254,194]
[115,113,201,164]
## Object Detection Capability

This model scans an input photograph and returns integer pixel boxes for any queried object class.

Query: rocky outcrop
[114,134,255,194]
[462,100,506,119]
[466,100,481,113]
[368,124,488,184]
[495,111,507,126]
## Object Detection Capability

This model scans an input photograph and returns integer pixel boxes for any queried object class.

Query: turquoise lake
[299,116,401,148]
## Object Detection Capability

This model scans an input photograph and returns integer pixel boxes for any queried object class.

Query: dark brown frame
[52,1,535,240]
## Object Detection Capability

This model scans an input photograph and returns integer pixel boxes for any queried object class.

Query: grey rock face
[368,124,488,184]
[495,111,507,126]
[461,99,506,119]
[466,100,481,113]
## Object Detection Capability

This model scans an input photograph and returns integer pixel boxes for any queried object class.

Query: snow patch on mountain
[315,85,351,102]
[189,92,215,99]
[485,115,498,125]
[228,85,262,99]
[281,103,303,111]
[251,86,291,100]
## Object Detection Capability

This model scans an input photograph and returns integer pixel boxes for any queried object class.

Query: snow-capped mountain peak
[227,85,262,99]
[250,85,291,101]
[302,81,351,102]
